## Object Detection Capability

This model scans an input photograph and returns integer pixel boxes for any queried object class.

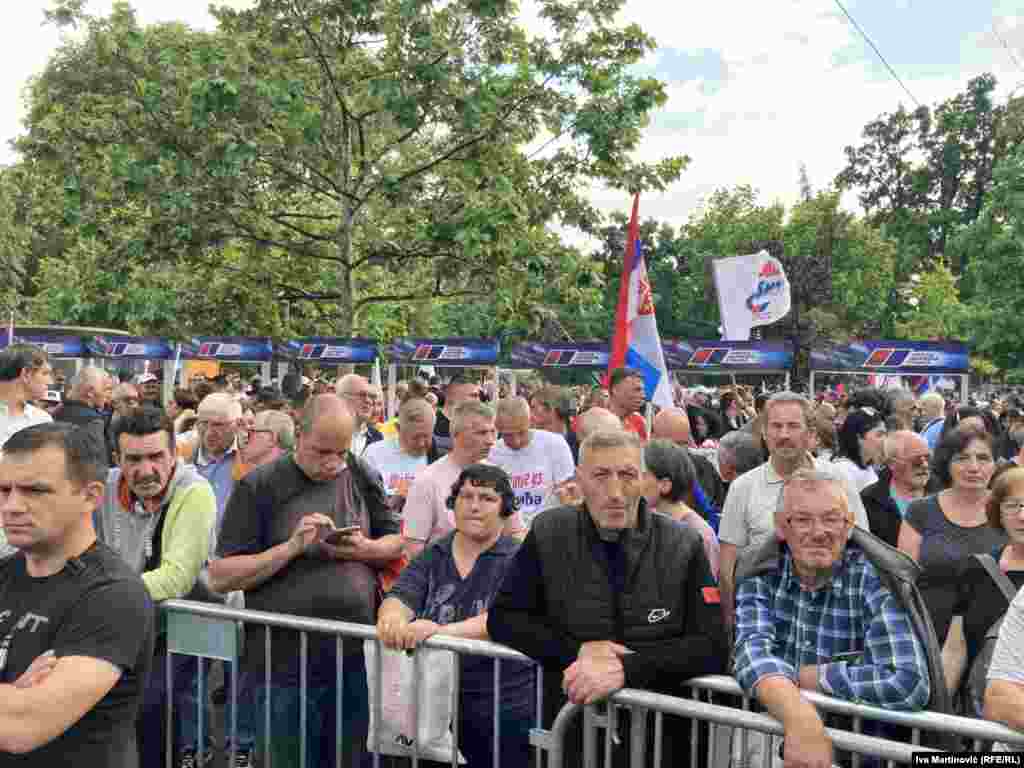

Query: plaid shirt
[734,543,930,711]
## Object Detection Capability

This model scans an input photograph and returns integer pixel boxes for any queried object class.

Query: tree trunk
[335,202,355,336]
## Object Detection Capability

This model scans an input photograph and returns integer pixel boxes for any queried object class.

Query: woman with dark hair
[937,406,999,445]
[641,440,720,579]
[898,427,1007,694]
[376,464,533,768]
[830,406,887,492]
[719,391,746,433]
[940,465,1024,699]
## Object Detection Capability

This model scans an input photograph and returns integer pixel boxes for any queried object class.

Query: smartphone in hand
[322,526,361,546]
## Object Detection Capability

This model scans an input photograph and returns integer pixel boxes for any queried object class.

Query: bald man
[52,367,111,460]
[53,366,111,427]
[861,431,931,548]
[210,395,401,768]
[652,408,727,517]
[539,407,622,510]
[336,373,383,457]
[490,397,575,526]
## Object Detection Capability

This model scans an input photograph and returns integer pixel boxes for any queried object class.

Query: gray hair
[255,410,295,451]
[579,429,644,471]
[576,407,623,443]
[197,392,243,421]
[919,392,945,419]
[495,396,530,422]
[718,430,763,476]
[764,391,813,426]
[69,366,108,397]
[779,468,850,519]
[450,401,495,434]
[398,397,436,427]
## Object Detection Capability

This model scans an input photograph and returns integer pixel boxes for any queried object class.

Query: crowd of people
[2,340,1024,767]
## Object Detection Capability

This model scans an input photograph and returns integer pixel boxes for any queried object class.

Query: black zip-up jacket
[861,466,901,548]
[487,500,727,725]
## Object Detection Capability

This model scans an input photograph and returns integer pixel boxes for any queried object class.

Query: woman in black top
[898,427,1006,695]
[949,466,1024,691]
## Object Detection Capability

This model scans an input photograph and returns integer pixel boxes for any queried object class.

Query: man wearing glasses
[336,374,382,457]
[184,394,243,525]
[734,469,932,768]
[862,432,932,547]
[240,410,295,473]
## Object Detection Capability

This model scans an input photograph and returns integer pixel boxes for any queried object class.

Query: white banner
[712,251,791,341]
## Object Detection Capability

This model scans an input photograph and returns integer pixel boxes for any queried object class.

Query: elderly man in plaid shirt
[734,469,930,768]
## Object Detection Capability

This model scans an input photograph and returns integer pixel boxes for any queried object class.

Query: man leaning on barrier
[209,394,402,768]
[488,429,728,765]
[377,463,534,768]
[733,469,934,768]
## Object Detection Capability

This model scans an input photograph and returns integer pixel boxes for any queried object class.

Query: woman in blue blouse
[376,464,534,768]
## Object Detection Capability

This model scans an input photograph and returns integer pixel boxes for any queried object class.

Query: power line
[992,25,1024,74]
[832,0,922,109]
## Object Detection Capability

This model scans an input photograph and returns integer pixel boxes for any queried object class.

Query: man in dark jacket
[488,429,727,765]
[52,367,111,427]
[53,367,112,461]
[861,431,931,547]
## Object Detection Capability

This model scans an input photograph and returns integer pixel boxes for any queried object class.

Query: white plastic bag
[365,640,466,763]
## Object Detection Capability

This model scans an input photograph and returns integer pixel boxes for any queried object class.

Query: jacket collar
[736,524,921,587]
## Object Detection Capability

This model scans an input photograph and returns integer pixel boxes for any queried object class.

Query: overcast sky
[3,1,1023,237]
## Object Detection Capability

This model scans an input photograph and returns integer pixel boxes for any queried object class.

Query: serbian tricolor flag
[608,194,674,409]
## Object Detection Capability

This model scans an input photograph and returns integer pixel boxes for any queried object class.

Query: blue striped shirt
[734,543,930,711]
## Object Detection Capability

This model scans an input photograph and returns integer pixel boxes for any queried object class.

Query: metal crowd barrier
[686,675,1024,760]
[162,598,544,768]
[541,680,1024,768]
[164,599,1024,768]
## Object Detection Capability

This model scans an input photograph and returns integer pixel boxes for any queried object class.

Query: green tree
[17,0,685,336]
[957,135,1024,370]
[837,74,1012,275]
[893,257,966,340]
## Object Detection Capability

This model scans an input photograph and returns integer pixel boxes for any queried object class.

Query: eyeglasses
[342,392,374,402]
[198,420,236,431]
[246,428,273,438]
[1000,500,1024,516]
[787,515,850,535]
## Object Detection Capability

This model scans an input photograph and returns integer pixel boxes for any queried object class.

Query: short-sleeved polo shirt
[719,454,870,561]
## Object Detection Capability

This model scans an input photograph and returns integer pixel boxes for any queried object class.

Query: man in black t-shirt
[209,394,401,768]
[0,423,154,767]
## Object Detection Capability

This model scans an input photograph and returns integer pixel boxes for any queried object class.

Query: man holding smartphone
[209,395,401,768]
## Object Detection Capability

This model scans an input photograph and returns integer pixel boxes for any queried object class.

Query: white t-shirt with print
[363,438,428,496]
[489,429,575,527]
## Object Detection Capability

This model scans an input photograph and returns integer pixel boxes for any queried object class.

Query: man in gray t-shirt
[210,395,402,768]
